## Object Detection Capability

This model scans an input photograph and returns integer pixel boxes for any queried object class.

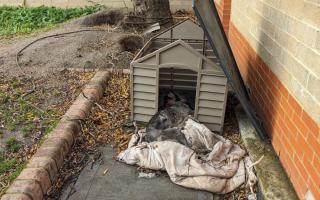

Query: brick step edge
[1,71,113,200]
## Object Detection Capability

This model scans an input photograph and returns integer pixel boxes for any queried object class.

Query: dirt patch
[118,35,143,53]
[81,10,124,27]
[0,70,94,195]
[0,14,130,78]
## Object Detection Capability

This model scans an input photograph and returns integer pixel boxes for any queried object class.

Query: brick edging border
[1,70,112,200]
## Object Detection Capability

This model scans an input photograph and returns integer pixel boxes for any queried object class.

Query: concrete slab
[235,105,298,200]
[62,145,213,200]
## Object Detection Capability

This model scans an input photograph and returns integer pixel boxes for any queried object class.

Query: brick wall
[214,0,231,34]
[217,0,320,199]
[0,0,192,10]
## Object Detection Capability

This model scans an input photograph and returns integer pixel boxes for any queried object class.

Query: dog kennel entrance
[158,67,197,110]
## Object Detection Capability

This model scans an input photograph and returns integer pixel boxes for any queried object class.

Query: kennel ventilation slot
[159,68,197,90]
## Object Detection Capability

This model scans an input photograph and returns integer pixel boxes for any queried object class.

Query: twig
[250,155,264,168]
[133,121,138,135]
[78,119,95,139]
[81,92,109,113]
[24,100,45,114]
[247,155,264,194]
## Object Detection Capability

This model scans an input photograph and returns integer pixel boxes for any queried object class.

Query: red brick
[55,121,80,137]
[297,133,314,161]
[1,194,31,200]
[27,157,58,183]
[282,135,294,157]
[291,136,304,159]
[17,168,51,194]
[304,156,320,189]
[63,106,87,120]
[278,83,289,101]
[279,151,293,176]
[293,155,309,183]
[85,83,104,96]
[284,116,298,139]
[33,147,64,169]
[91,71,110,87]
[72,96,93,114]
[82,88,102,102]
[229,21,320,198]
[41,137,70,159]
[313,155,320,177]
[269,71,280,88]
[288,96,302,117]
[292,112,309,138]
[94,70,111,80]
[48,128,74,147]
[272,134,282,155]
[310,182,320,200]
[279,95,293,118]
[290,169,307,199]
[301,110,319,138]
[6,180,42,200]
[307,133,320,157]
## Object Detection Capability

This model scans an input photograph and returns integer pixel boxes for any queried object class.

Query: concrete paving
[235,105,298,200]
[61,145,214,200]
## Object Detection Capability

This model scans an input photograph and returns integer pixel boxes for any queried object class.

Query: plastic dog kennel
[136,19,220,65]
[130,19,228,133]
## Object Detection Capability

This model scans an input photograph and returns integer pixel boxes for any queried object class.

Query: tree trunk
[145,0,172,20]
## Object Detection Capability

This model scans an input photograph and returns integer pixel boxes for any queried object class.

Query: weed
[10,79,20,89]
[0,6,101,35]
[0,91,9,104]
[5,137,20,152]
[0,156,17,173]
[7,163,24,182]
[44,118,59,135]
[0,161,25,196]
[21,123,36,137]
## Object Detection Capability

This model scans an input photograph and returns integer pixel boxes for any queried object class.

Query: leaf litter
[46,72,255,199]
[0,70,94,196]
[46,71,131,199]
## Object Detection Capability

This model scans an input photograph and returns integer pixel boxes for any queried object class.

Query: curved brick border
[1,71,111,200]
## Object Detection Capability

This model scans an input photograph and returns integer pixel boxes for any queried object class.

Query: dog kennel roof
[132,40,224,75]
[154,18,205,40]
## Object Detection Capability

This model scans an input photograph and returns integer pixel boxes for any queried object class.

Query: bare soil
[0,10,135,195]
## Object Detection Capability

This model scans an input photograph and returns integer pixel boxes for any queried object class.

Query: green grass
[0,157,25,195]
[0,156,17,174]
[5,137,20,152]
[0,5,101,35]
